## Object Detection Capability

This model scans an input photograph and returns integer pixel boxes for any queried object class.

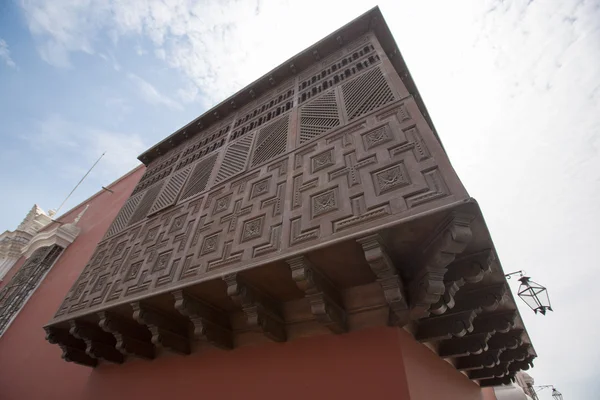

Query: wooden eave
[138,6,443,165]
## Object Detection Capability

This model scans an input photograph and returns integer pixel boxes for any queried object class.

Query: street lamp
[505,271,553,315]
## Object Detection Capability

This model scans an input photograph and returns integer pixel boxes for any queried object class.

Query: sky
[0,0,598,398]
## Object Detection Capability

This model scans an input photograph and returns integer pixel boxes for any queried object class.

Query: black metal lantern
[517,276,552,315]
[552,388,563,400]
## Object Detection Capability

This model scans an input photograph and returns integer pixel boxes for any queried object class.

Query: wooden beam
[456,349,502,371]
[44,326,98,367]
[172,289,233,350]
[131,301,191,355]
[416,310,479,342]
[69,320,124,364]
[98,311,155,359]
[223,273,286,342]
[430,250,495,315]
[356,234,408,326]
[287,256,347,334]
[438,332,492,358]
[408,214,474,320]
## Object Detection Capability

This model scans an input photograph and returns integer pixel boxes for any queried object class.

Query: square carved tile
[250,177,271,199]
[372,163,410,195]
[311,149,335,173]
[311,187,339,218]
[241,215,265,242]
[361,125,392,150]
[200,233,220,255]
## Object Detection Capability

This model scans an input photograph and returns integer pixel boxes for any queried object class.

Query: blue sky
[1,1,599,398]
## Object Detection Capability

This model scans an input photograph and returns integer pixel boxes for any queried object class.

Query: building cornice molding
[21,224,80,259]
[21,205,88,259]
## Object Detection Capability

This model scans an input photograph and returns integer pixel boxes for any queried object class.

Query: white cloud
[0,38,17,69]
[18,0,366,105]
[21,113,145,180]
[177,82,199,103]
[127,72,182,110]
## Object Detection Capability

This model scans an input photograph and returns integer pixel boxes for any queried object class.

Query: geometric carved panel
[148,166,193,215]
[372,162,410,195]
[342,66,396,121]
[311,187,339,218]
[362,125,393,150]
[214,133,255,184]
[180,153,218,201]
[250,116,289,168]
[299,90,341,144]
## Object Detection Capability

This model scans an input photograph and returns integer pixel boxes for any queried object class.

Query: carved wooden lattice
[148,166,193,215]
[133,152,180,195]
[180,153,218,201]
[298,40,380,104]
[128,182,164,226]
[342,66,396,121]
[104,191,144,238]
[251,115,289,167]
[214,133,255,183]
[0,245,63,335]
[299,91,341,144]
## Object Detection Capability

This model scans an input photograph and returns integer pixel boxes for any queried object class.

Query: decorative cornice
[21,205,88,259]
[21,224,80,259]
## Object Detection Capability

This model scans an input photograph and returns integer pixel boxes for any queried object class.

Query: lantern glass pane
[518,284,543,312]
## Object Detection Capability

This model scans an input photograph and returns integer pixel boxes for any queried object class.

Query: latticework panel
[104,191,144,238]
[0,245,63,336]
[342,67,395,121]
[180,153,218,201]
[147,166,193,215]
[214,133,255,184]
[128,182,164,226]
[250,116,289,167]
[299,91,341,144]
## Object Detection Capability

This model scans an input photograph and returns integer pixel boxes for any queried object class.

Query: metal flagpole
[54,152,106,217]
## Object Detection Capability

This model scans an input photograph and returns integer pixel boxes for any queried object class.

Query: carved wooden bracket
[44,326,97,367]
[223,273,286,342]
[487,329,524,352]
[287,256,347,334]
[456,349,502,371]
[479,376,514,387]
[131,301,191,355]
[469,363,510,380]
[408,214,474,319]
[508,357,534,372]
[69,320,124,364]
[500,344,531,364]
[430,249,495,315]
[452,283,507,314]
[471,310,517,335]
[416,309,479,342]
[356,234,408,327]
[172,289,233,350]
[98,311,155,360]
[438,332,492,358]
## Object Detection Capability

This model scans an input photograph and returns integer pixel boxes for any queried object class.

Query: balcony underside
[45,199,535,386]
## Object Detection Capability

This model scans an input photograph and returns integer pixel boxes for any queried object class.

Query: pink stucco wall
[399,328,485,400]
